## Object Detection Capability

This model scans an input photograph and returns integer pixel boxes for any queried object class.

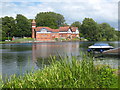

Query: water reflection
[1,41,119,78]
[2,44,33,77]
[32,42,80,61]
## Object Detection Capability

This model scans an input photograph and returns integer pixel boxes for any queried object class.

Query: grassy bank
[0,38,34,44]
[0,37,85,44]
[1,55,118,88]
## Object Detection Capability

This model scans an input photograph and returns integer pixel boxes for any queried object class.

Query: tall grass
[1,54,118,88]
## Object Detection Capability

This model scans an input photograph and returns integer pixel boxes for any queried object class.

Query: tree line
[0,12,119,41]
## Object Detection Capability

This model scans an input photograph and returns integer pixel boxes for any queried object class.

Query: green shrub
[54,38,58,41]
[1,37,12,41]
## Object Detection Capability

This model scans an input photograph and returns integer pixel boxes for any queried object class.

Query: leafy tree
[118,31,120,41]
[71,21,81,37]
[71,21,81,29]
[2,16,16,38]
[81,18,117,41]
[15,14,31,37]
[81,18,100,41]
[35,12,65,29]
[99,23,117,41]
[60,23,69,27]
[0,18,2,40]
[1,13,118,41]
[0,17,7,41]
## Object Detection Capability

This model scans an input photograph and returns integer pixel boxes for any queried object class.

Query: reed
[1,54,118,88]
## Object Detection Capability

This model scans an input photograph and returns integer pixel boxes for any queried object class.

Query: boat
[87,42,114,53]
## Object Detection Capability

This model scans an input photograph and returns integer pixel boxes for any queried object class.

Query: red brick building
[32,20,79,41]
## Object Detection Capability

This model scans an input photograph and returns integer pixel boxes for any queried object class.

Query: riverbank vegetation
[0,37,34,44]
[1,55,118,88]
[0,12,119,41]
[0,37,81,44]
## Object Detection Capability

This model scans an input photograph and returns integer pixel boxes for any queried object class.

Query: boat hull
[88,46,114,53]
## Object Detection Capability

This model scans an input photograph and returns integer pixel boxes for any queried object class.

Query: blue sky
[1,0,119,30]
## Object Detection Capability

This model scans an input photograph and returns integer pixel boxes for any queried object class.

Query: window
[40,28,47,32]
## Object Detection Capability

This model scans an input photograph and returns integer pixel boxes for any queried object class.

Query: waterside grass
[0,38,34,44]
[1,54,118,88]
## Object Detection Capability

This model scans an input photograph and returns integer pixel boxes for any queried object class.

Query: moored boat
[87,42,114,53]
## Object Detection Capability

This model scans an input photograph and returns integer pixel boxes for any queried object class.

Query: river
[1,41,119,77]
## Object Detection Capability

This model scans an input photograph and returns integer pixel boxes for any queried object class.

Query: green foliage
[54,38,58,41]
[81,18,100,41]
[2,16,16,37]
[15,14,31,37]
[2,55,118,88]
[0,38,34,43]
[60,23,69,27]
[35,12,65,29]
[117,31,120,41]
[1,13,119,41]
[71,21,81,38]
[11,38,34,42]
[98,23,118,41]
[72,37,79,41]
[1,15,31,38]
[95,65,118,88]
[1,37,12,41]
[80,18,118,41]
[71,21,81,30]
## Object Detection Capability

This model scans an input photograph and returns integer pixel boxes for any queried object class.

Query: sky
[0,0,119,30]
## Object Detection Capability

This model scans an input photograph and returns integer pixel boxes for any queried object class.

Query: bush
[1,37,12,41]
[54,38,58,41]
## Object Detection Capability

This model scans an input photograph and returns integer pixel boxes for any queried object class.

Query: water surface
[1,41,119,77]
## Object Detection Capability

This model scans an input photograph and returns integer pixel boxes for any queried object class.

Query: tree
[15,14,31,37]
[35,12,65,29]
[71,21,81,29]
[2,16,16,38]
[81,18,100,41]
[71,21,81,37]
[116,30,120,40]
[99,23,117,41]
[60,23,69,27]
[0,18,2,40]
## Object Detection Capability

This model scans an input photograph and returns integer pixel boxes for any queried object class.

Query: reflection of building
[32,20,79,41]
[32,42,80,61]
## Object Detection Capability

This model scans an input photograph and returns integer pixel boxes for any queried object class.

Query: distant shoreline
[0,40,82,44]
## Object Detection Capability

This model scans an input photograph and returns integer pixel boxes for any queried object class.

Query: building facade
[32,20,79,41]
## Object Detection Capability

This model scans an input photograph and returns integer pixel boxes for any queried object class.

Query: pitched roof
[52,29,59,32]
[35,26,78,32]
[59,26,70,32]
[71,27,78,32]
[36,27,53,32]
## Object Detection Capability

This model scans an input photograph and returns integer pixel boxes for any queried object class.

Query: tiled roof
[35,26,78,32]
[36,27,53,32]
[59,26,70,32]
[52,29,59,32]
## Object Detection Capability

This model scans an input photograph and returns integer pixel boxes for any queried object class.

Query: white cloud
[1,0,119,29]
[2,0,120,2]
[1,2,54,18]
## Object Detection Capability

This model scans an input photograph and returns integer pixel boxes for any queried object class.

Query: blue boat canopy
[93,43,109,46]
